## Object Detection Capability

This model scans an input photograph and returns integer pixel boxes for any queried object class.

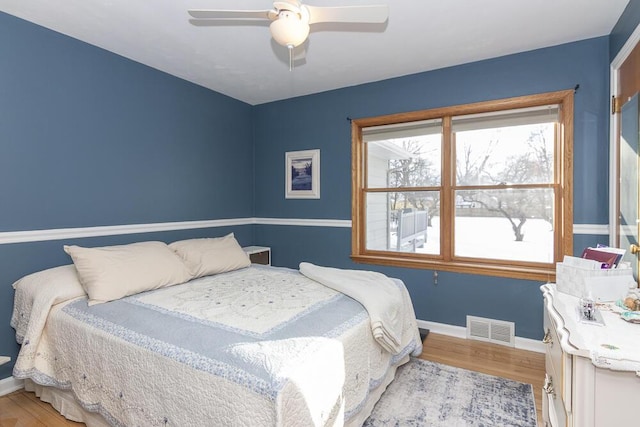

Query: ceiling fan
[188,1,389,69]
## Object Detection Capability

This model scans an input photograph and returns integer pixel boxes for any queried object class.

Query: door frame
[609,22,640,246]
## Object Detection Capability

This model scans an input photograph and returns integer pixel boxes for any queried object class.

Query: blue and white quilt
[13,265,421,427]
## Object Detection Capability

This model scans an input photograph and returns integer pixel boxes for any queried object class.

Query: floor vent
[466,316,515,347]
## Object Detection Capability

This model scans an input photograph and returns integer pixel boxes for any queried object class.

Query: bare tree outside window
[455,124,555,244]
[387,140,440,224]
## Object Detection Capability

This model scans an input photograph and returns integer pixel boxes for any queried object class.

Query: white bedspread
[299,262,419,355]
[11,265,85,348]
[11,265,422,427]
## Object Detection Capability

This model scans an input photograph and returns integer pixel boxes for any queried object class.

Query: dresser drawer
[543,372,567,427]
[544,352,568,426]
[543,300,572,414]
[543,323,563,381]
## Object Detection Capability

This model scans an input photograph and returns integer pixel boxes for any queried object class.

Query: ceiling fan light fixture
[189,1,389,63]
[269,10,310,47]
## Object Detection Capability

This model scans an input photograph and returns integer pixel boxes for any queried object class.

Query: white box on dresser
[541,284,640,427]
[555,262,635,302]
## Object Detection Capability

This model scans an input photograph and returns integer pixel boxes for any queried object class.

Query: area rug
[364,358,537,427]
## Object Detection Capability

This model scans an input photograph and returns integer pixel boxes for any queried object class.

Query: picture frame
[285,149,320,199]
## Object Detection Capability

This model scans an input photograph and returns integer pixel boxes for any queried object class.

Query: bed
[10,236,422,427]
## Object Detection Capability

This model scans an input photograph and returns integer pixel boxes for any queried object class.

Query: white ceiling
[0,0,630,105]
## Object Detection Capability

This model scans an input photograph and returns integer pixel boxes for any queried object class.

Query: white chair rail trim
[0,219,604,245]
[0,218,352,245]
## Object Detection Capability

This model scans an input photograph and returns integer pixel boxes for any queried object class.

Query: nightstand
[243,246,271,265]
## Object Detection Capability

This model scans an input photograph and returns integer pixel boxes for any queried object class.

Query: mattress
[12,265,421,426]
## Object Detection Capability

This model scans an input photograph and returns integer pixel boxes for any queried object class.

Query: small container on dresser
[541,284,640,427]
[242,246,271,265]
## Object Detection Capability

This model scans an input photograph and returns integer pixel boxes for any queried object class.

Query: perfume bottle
[580,296,595,321]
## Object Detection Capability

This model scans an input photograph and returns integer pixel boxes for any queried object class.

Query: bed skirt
[25,379,111,427]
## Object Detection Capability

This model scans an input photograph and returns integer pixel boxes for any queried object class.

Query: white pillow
[64,241,193,305]
[169,233,251,279]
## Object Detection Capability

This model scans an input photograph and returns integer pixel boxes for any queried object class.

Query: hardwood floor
[0,332,545,426]
[0,387,83,427]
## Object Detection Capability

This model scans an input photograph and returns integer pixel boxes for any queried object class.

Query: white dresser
[541,284,640,427]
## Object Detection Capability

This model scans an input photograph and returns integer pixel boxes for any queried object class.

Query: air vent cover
[466,316,515,347]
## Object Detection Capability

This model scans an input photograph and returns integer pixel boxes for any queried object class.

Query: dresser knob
[543,374,555,398]
[542,328,553,345]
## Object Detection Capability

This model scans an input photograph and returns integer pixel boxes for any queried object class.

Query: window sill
[351,254,555,282]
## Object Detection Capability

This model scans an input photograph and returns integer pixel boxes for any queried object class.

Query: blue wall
[253,36,612,342]
[0,12,254,379]
[0,13,254,230]
[610,0,640,60]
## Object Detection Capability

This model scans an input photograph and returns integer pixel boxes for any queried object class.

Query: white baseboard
[417,319,545,353]
[0,376,24,396]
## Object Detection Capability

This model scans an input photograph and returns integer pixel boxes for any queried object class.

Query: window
[351,91,573,281]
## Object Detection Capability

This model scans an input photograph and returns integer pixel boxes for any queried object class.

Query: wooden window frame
[351,90,574,281]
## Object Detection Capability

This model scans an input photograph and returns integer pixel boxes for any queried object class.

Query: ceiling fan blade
[188,9,272,20]
[305,5,388,25]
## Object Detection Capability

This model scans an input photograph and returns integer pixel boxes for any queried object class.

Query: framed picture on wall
[285,149,320,199]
